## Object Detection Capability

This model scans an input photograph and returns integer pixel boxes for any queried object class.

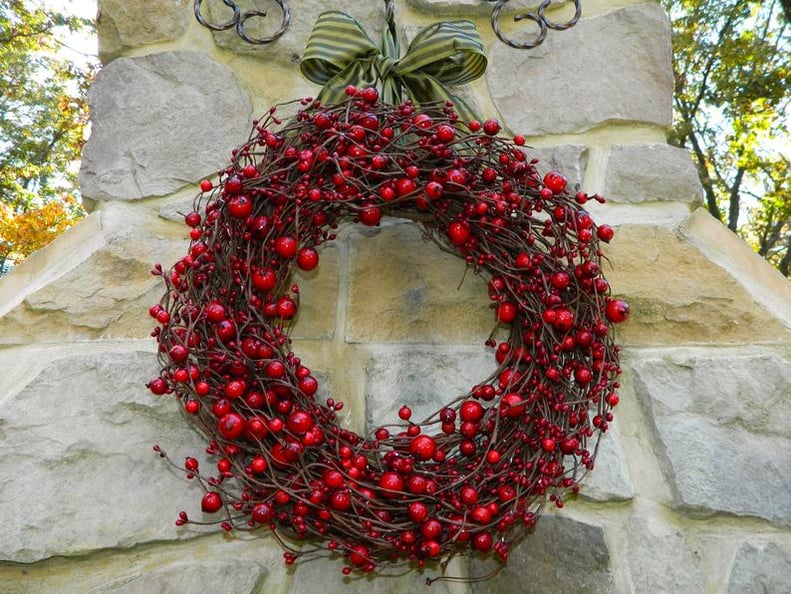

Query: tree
[0,0,96,274]
[663,0,791,277]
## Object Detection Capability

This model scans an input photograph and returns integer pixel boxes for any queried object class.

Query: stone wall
[1,1,790,592]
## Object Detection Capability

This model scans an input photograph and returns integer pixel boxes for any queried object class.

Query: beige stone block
[0,235,184,344]
[0,533,287,593]
[602,224,791,345]
[97,0,192,63]
[346,221,493,344]
[291,244,339,340]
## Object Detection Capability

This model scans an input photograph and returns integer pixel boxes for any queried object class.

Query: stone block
[488,4,673,135]
[0,232,184,344]
[633,350,791,526]
[579,424,635,502]
[0,534,285,594]
[527,145,588,190]
[288,554,466,594]
[470,515,614,593]
[604,144,704,204]
[347,221,493,344]
[365,347,497,429]
[97,0,192,63]
[405,0,489,15]
[0,351,207,562]
[79,51,252,201]
[602,224,791,345]
[625,513,706,593]
[291,243,339,340]
[727,541,791,594]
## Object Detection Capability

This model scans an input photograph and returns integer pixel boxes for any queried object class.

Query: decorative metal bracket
[192,0,581,50]
[487,0,581,49]
[193,0,291,45]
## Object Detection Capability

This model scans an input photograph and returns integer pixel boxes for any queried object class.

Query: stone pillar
[0,1,789,592]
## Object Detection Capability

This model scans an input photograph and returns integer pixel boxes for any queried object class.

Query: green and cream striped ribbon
[301,11,487,122]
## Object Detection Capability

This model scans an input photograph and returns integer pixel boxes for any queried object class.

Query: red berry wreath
[149,89,628,578]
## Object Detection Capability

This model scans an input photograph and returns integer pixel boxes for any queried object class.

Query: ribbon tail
[402,73,479,123]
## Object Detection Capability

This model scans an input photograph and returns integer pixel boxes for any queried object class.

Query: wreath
[148,89,628,578]
[148,3,629,580]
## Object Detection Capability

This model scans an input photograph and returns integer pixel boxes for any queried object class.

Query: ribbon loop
[300,11,487,122]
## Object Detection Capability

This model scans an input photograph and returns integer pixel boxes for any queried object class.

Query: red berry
[460,400,484,422]
[252,502,273,523]
[228,195,253,218]
[274,236,297,259]
[500,393,525,418]
[358,205,381,226]
[597,225,615,242]
[184,211,201,227]
[276,296,297,319]
[287,411,314,435]
[410,435,436,461]
[398,405,412,421]
[253,268,277,291]
[149,377,167,395]
[606,299,630,323]
[362,87,379,103]
[483,118,501,136]
[205,302,226,322]
[543,171,567,194]
[514,252,531,268]
[224,176,243,194]
[199,179,213,192]
[448,221,470,245]
[201,491,223,513]
[495,301,517,324]
[473,531,493,551]
[217,412,245,439]
[379,472,404,498]
[436,124,455,143]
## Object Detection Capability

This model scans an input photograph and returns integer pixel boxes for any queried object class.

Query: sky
[42,0,98,65]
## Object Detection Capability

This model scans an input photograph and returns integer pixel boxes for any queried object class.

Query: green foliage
[0,0,96,272]
[664,0,791,277]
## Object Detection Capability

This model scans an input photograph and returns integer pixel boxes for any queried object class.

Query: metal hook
[489,0,581,50]
[194,0,291,45]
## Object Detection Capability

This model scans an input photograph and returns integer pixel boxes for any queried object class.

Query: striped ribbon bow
[300,11,487,122]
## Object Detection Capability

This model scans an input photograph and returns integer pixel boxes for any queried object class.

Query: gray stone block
[633,350,791,526]
[604,144,704,204]
[488,4,673,135]
[79,51,252,201]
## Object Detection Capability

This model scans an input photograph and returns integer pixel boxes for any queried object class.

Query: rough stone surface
[602,225,791,345]
[579,425,635,502]
[288,555,464,594]
[347,221,493,344]
[604,144,704,204]
[727,541,791,594]
[291,244,339,340]
[633,350,791,526]
[488,4,673,135]
[470,515,614,593]
[528,145,588,190]
[366,347,496,429]
[97,0,191,63]
[0,535,284,594]
[625,513,706,594]
[405,0,490,15]
[0,351,207,562]
[0,234,183,344]
[86,560,265,594]
[79,51,252,201]
[206,0,384,66]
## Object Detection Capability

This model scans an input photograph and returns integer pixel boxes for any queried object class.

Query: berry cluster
[149,89,628,577]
